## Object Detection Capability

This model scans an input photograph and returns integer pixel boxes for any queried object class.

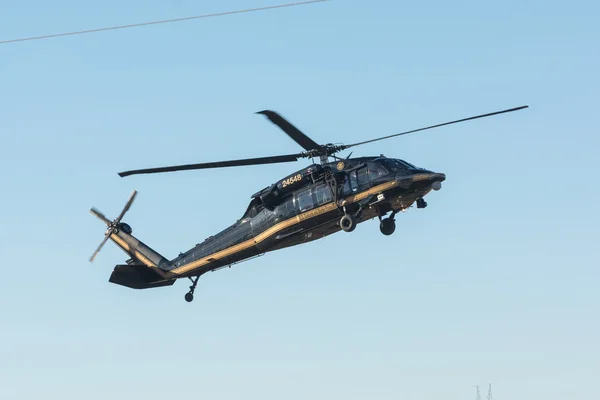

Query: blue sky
[1,0,598,399]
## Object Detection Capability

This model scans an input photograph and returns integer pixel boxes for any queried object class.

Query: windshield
[396,159,418,169]
[380,159,401,172]
[368,161,390,179]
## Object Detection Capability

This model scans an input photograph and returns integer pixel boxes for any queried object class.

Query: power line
[0,0,329,45]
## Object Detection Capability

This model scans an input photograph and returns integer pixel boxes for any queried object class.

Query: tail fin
[89,190,176,289]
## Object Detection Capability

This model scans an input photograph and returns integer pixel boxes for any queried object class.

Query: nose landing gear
[378,209,396,236]
[379,217,396,235]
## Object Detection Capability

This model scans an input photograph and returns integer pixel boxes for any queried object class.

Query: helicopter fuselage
[92,105,526,302]
[164,156,445,278]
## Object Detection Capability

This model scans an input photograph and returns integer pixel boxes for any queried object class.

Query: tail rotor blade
[115,190,137,223]
[89,233,111,262]
[90,207,111,225]
[89,189,138,263]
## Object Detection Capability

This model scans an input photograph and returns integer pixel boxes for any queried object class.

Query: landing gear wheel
[380,218,396,235]
[340,214,356,232]
[185,276,200,303]
[416,198,427,209]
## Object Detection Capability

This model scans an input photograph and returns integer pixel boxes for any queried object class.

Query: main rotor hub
[302,144,348,160]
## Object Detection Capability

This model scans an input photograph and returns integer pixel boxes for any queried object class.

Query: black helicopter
[89,105,528,302]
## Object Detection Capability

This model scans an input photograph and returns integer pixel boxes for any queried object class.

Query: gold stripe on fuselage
[110,234,169,278]
[110,234,161,270]
[169,180,400,276]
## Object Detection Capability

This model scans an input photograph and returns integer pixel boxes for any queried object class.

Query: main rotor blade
[257,110,324,152]
[118,154,301,177]
[344,105,529,149]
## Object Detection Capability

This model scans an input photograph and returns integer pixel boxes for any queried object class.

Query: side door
[314,183,333,206]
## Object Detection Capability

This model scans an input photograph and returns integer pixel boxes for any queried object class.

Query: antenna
[475,384,492,400]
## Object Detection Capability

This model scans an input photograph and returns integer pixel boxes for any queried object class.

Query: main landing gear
[339,201,397,235]
[339,213,356,232]
[185,276,200,303]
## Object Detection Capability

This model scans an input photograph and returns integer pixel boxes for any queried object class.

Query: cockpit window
[380,159,418,170]
[380,159,401,172]
[368,162,389,180]
[396,159,417,169]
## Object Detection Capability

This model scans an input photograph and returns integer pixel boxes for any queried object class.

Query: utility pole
[487,384,492,400]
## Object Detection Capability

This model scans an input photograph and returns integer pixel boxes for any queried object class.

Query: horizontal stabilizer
[109,264,176,290]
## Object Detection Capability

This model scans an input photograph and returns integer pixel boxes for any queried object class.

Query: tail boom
[89,190,177,289]
[107,231,177,289]
[109,230,170,273]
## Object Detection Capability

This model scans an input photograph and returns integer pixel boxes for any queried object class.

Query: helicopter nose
[395,171,446,190]
[430,172,445,190]
[431,172,446,181]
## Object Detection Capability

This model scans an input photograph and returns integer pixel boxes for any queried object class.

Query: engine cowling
[276,164,323,195]
[251,164,325,209]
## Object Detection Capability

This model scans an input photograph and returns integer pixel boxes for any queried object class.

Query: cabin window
[297,188,314,212]
[276,196,296,221]
[314,184,333,205]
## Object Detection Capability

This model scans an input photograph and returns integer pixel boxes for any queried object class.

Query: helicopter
[89,105,528,302]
